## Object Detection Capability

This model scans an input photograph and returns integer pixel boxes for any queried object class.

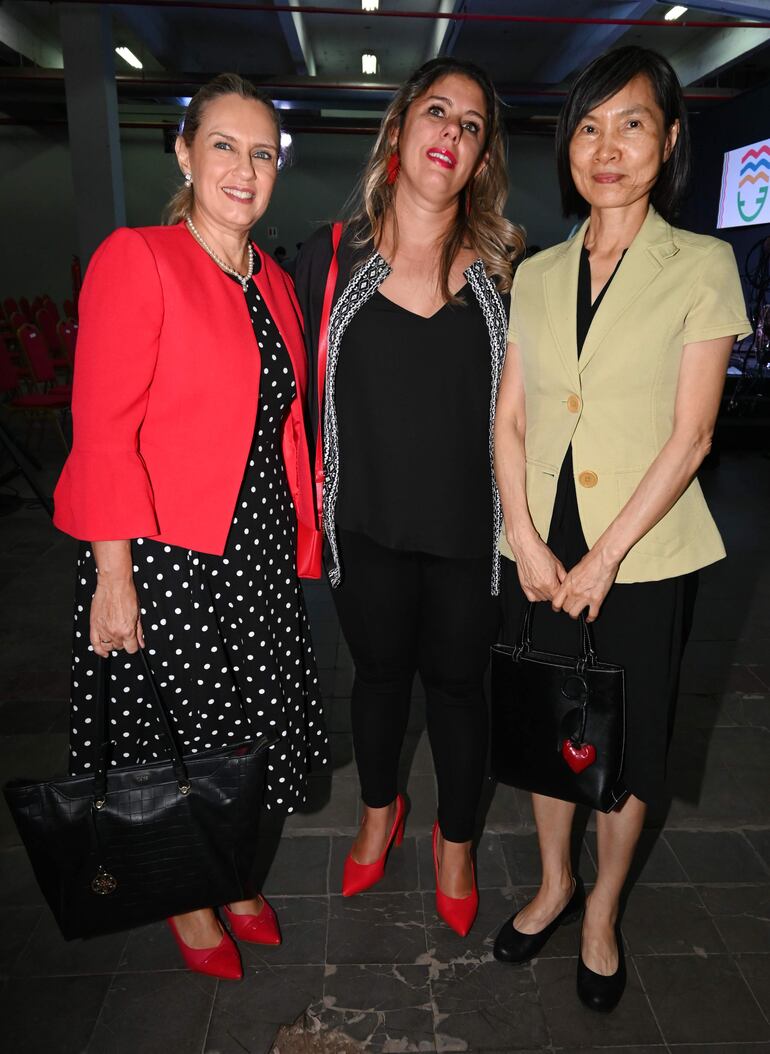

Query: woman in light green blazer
[492,46,751,1012]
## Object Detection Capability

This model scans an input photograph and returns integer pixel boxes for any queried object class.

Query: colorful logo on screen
[738,145,770,222]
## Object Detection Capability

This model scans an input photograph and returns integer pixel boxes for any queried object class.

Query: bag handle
[92,649,191,808]
[314,221,343,512]
[515,601,597,671]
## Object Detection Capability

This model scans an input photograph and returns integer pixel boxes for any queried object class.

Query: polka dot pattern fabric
[69,272,329,813]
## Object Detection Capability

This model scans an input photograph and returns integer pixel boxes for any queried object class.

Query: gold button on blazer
[500,207,753,584]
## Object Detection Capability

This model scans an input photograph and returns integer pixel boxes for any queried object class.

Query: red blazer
[53,223,322,577]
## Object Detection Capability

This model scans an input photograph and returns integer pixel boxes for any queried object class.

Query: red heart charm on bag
[561,739,597,773]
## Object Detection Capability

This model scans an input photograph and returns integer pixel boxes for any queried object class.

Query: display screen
[718,137,770,229]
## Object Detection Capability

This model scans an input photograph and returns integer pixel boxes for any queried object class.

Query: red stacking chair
[2,297,19,319]
[17,324,72,399]
[0,338,70,453]
[35,308,70,376]
[41,296,60,322]
[36,307,59,349]
[0,321,26,366]
[57,319,78,368]
[0,332,30,377]
[63,298,77,321]
[10,311,25,333]
[19,297,34,322]
[31,296,43,313]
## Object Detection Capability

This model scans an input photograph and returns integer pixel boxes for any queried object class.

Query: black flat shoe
[577,924,626,1012]
[493,876,585,964]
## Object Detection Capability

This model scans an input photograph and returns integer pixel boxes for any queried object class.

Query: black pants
[331,528,500,842]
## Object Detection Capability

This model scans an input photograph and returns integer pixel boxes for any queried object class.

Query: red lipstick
[426,148,457,169]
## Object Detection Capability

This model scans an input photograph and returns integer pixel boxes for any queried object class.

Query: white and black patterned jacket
[295,225,509,595]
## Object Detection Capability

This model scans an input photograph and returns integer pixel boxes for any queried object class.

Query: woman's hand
[551,546,620,622]
[90,579,144,658]
[510,532,567,602]
[90,541,145,658]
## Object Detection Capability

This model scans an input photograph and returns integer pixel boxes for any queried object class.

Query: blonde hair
[345,58,524,298]
[164,73,281,225]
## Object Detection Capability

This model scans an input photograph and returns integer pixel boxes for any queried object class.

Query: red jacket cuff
[53,450,159,541]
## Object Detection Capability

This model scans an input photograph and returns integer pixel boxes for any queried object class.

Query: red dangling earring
[386,151,400,185]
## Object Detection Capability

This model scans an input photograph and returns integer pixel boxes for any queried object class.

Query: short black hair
[555,46,691,221]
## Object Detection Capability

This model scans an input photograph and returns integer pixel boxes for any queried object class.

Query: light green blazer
[501,206,752,583]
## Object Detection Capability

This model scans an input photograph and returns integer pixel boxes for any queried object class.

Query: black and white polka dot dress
[68,263,329,813]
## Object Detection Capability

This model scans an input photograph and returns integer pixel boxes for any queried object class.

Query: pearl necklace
[185,217,254,291]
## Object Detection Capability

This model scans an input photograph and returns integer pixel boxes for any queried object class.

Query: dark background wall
[0,128,568,305]
[680,80,770,318]
[5,83,768,311]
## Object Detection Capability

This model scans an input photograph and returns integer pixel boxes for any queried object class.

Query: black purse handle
[92,649,191,808]
[514,601,597,672]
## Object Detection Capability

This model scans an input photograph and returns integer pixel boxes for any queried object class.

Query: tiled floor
[1,435,769,1053]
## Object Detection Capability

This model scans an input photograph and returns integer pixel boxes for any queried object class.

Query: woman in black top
[296,57,523,937]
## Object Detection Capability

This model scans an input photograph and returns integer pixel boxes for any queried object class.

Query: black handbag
[491,603,628,812]
[4,650,275,940]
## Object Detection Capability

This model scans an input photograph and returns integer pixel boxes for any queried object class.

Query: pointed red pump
[432,821,479,938]
[223,898,282,946]
[342,793,406,897]
[166,917,243,980]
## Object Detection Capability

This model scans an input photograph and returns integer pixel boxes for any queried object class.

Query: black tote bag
[4,649,275,940]
[491,603,628,812]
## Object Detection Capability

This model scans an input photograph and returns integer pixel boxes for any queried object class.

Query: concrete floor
[0,428,769,1053]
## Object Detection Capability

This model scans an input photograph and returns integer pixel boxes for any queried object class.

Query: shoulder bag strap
[92,650,191,807]
[314,221,343,511]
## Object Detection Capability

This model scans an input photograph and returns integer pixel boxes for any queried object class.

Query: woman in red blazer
[53,74,328,980]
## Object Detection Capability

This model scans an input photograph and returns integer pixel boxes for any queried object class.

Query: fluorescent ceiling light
[362,0,379,10]
[115,46,143,69]
[664,5,687,19]
[362,52,378,76]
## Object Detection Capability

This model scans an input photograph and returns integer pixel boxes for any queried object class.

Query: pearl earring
[184,172,192,186]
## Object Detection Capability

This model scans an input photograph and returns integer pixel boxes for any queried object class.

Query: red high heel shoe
[432,821,479,938]
[223,898,282,945]
[166,916,243,980]
[342,794,406,897]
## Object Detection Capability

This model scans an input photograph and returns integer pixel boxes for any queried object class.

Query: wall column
[59,3,125,266]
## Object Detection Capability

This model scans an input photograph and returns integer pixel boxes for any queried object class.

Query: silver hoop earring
[184,172,192,187]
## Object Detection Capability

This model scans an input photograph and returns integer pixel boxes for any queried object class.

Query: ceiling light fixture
[664,5,687,20]
[115,46,143,69]
[362,0,379,11]
[362,52,378,76]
